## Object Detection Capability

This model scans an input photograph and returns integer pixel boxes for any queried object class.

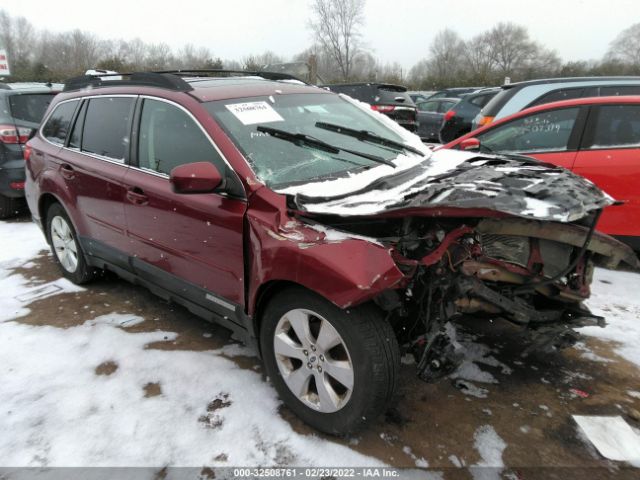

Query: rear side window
[138,98,226,176]
[417,101,439,112]
[439,101,456,113]
[590,105,640,148]
[9,93,56,124]
[478,107,580,153]
[42,100,79,145]
[82,97,135,161]
[528,88,585,108]
[469,93,495,108]
[326,85,373,103]
[600,86,640,96]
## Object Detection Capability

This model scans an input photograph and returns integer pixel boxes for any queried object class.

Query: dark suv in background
[439,87,500,143]
[322,83,418,132]
[0,82,61,217]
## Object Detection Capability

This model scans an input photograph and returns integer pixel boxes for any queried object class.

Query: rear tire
[260,287,399,435]
[46,203,96,284]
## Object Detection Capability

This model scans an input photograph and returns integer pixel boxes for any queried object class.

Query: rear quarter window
[528,88,585,108]
[600,86,640,96]
[42,100,79,145]
[469,93,496,108]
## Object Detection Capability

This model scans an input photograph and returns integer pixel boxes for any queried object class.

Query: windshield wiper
[257,125,395,167]
[315,121,423,156]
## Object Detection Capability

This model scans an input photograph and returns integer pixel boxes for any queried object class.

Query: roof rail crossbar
[63,72,193,92]
[154,69,308,84]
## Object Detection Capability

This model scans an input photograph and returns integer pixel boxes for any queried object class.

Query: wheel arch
[38,193,65,242]
[251,279,315,353]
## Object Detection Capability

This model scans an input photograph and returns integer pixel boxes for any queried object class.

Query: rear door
[61,96,135,258]
[573,104,640,238]
[122,97,247,319]
[474,106,587,169]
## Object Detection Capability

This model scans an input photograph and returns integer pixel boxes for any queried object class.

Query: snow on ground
[446,323,513,398]
[1,218,640,469]
[0,220,384,467]
[471,425,507,480]
[582,268,640,368]
[0,319,386,467]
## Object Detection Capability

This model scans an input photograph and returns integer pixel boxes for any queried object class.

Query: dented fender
[245,188,405,315]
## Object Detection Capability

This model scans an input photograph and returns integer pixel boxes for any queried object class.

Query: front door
[475,106,585,170]
[122,97,247,319]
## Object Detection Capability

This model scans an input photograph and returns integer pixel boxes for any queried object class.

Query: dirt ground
[5,214,640,478]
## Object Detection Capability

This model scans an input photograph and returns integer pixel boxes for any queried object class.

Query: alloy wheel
[50,215,79,273]
[273,308,354,413]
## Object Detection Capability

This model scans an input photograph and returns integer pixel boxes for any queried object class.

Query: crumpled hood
[277,149,615,222]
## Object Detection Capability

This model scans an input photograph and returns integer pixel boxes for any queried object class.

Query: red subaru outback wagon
[25,71,637,434]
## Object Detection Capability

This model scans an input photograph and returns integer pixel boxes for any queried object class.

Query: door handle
[126,187,149,205]
[60,164,75,180]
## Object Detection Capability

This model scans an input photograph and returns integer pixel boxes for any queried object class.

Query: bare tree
[485,22,537,79]
[427,28,465,85]
[608,22,640,66]
[0,10,35,74]
[309,0,366,80]
[463,33,495,84]
[144,43,174,70]
[242,50,284,70]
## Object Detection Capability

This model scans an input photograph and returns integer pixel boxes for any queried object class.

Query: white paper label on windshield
[226,101,284,125]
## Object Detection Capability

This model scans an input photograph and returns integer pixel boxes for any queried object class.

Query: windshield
[205,93,413,188]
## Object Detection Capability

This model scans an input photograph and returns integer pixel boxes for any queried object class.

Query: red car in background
[441,96,640,250]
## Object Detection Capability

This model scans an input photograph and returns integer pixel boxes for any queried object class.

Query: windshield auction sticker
[226,101,284,125]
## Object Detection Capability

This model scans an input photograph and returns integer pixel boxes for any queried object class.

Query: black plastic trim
[79,236,256,340]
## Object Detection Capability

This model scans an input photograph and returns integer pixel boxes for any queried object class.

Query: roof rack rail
[63,72,193,92]
[154,69,308,84]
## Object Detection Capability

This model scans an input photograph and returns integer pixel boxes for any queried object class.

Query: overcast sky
[3,0,637,70]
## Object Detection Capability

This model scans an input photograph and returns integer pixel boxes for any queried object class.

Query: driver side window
[478,108,580,153]
[138,99,226,176]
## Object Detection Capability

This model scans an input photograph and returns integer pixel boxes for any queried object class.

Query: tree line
[1,1,640,89]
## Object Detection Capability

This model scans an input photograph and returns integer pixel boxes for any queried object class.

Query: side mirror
[460,137,481,151]
[170,162,222,194]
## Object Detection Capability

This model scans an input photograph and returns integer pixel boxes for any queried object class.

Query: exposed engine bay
[296,212,639,382]
[273,149,639,382]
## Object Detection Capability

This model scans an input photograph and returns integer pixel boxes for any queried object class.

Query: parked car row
[442,95,640,250]
[0,82,61,217]
[21,70,637,435]
[321,83,418,133]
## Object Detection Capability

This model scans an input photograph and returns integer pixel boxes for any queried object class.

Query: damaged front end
[281,150,639,382]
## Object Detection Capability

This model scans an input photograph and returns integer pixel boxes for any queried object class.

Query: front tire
[46,203,96,284]
[260,287,399,435]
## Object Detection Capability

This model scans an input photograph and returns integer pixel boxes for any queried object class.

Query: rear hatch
[372,85,417,131]
[324,83,418,132]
